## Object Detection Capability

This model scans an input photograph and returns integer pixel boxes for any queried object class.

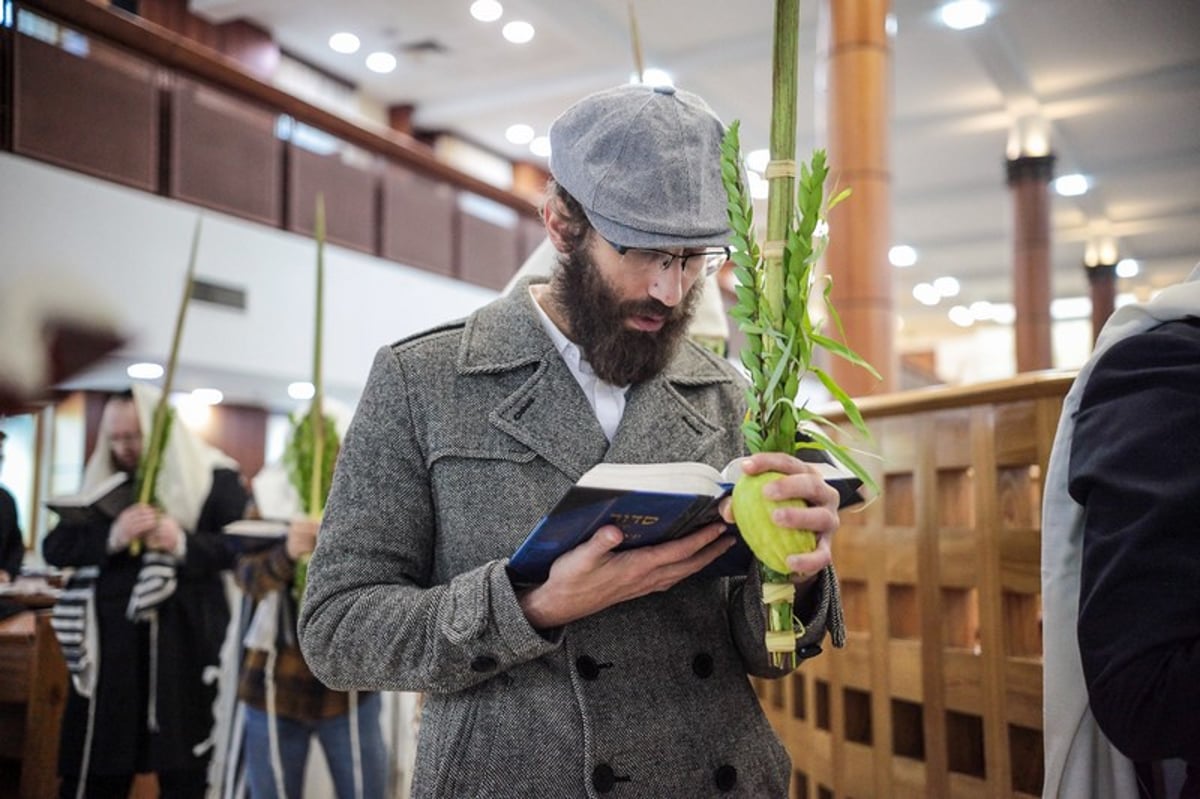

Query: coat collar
[459,277,737,480]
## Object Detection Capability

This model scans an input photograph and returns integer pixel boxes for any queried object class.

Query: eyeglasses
[606,239,730,279]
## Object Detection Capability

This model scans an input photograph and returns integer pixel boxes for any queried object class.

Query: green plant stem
[308,194,326,522]
[764,0,798,335]
[297,194,327,604]
[767,592,797,670]
[133,216,202,555]
[757,0,802,665]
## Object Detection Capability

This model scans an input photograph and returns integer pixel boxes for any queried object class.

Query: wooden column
[1085,261,1117,344]
[825,0,896,397]
[388,104,415,136]
[1006,154,1055,371]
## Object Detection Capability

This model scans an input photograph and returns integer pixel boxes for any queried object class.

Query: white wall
[0,153,498,409]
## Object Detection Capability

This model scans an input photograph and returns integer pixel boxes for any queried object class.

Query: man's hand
[517,521,736,629]
[286,518,319,561]
[148,514,185,557]
[721,452,841,587]
[109,504,158,552]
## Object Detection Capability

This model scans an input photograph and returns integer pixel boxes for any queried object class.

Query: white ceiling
[188,0,1200,348]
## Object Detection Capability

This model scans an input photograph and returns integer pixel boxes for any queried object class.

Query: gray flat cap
[549,83,731,250]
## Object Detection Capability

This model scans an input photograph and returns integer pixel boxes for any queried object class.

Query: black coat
[0,485,22,579]
[43,468,247,777]
[1072,317,1200,792]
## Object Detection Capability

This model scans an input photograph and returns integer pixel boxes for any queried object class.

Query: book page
[46,472,129,509]
[576,461,725,496]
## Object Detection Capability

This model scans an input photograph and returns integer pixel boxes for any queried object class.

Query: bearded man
[43,389,246,799]
[298,83,845,798]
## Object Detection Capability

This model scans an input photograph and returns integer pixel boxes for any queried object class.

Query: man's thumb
[588,525,624,552]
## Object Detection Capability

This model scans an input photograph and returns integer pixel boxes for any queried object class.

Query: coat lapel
[606,344,734,466]
[459,279,609,482]
[458,279,737,478]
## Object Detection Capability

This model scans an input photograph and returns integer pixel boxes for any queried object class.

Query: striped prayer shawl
[126,552,178,621]
[50,565,100,697]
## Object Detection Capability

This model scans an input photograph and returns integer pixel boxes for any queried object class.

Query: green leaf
[813,367,872,439]
[732,263,756,288]
[799,426,879,495]
[761,335,795,401]
[810,332,883,380]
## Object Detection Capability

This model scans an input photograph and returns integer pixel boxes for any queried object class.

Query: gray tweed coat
[298,280,844,798]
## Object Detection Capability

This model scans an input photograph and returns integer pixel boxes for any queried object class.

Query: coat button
[798,643,823,660]
[692,652,714,678]
[576,655,601,680]
[592,764,616,793]
[714,764,738,791]
[469,655,498,673]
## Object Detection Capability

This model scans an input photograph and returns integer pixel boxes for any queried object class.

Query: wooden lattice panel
[755,373,1072,798]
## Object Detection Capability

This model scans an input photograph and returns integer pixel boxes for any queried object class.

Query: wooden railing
[758,370,1075,798]
[1,0,544,290]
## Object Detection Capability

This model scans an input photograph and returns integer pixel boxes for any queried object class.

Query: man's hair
[541,179,592,253]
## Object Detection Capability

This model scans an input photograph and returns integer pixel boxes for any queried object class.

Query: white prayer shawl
[1041,264,1200,799]
[82,383,236,530]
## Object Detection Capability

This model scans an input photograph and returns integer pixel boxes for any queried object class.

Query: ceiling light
[505,123,534,145]
[969,300,994,320]
[171,393,212,429]
[913,283,941,306]
[641,68,674,88]
[889,245,917,267]
[1053,174,1089,197]
[127,362,163,380]
[1116,258,1139,278]
[191,388,224,405]
[502,20,534,44]
[990,303,1017,324]
[948,305,974,327]
[288,381,315,400]
[939,0,991,30]
[745,148,770,174]
[529,136,551,158]
[365,51,397,74]
[933,276,960,297]
[328,32,360,54]
[470,0,503,22]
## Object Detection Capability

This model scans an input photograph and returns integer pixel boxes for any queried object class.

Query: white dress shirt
[530,288,627,442]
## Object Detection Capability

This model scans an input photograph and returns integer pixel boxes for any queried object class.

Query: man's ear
[542,200,572,255]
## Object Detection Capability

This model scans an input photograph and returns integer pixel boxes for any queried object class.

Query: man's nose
[648,263,688,307]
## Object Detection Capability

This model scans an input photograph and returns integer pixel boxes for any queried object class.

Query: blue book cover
[508,481,751,584]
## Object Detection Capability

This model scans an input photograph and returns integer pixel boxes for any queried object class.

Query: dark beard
[549,243,701,386]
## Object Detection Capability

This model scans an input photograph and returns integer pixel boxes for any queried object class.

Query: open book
[507,452,864,584]
[44,473,133,526]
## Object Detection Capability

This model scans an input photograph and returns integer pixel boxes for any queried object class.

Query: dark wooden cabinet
[0,610,68,799]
